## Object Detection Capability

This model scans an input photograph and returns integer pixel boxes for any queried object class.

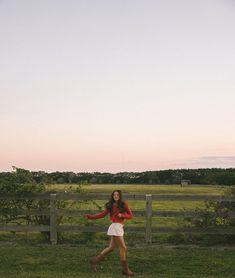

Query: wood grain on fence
[50,193,57,245]
[145,194,152,243]
[1,193,235,201]
[1,209,235,218]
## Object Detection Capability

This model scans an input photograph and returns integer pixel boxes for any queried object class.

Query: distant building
[180,179,191,186]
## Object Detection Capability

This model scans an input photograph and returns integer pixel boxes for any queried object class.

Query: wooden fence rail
[0,193,235,244]
[1,193,235,201]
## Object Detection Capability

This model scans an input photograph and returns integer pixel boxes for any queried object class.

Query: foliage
[187,188,235,228]
[0,167,68,242]
[0,166,47,225]
[0,167,103,243]
[2,168,235,185]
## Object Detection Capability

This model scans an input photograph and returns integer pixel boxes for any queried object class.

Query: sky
[0,0,235,173]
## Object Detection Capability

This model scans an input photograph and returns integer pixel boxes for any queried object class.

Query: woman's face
[113,191,120,202]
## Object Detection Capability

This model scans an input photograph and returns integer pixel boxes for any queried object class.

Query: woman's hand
[84,214,92,219]
[117,213,123,218]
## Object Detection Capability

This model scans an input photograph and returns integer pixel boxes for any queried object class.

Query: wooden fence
[0,192,235,245]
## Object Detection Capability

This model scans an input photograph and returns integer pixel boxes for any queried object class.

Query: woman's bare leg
[101,236,116,255]
[113,236,134,276]
[113,236,127,260]
[90,236,116,271]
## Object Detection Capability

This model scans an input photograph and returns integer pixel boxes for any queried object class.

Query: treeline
[1,168,235,185]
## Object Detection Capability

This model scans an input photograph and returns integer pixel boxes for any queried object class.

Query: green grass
[45,184,228,235]
[0,242,235,278]
[47,183,226,195]
[47,183,227,222]
[0,184,235,277]
[1,183,234,244]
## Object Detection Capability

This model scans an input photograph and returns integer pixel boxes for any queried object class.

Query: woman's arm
[85,208,109,220]
[119,201,133,220]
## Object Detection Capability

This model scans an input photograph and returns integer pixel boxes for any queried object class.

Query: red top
[86,201,133,223]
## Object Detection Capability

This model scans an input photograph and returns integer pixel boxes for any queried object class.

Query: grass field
[0,184,234,277]
[45,183,231,233]
[47,183,226,211]
[0,242,235,278]
[47,183,226,195]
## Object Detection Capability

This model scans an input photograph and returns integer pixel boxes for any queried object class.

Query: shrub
[0,167,67,242]
[186,188,235,229]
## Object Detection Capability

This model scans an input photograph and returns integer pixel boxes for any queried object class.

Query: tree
[0,167,65,242]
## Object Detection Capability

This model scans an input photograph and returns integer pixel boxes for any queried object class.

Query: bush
[187,187,235,229]
[0,167,67,242]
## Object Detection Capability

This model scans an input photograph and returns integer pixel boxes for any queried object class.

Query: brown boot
[90,248,114,271]
[90,254,105,271]
[121,260,134,276]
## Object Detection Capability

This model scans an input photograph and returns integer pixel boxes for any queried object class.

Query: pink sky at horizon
[1,0,235,173]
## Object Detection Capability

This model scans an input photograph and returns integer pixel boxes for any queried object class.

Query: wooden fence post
[145,194,152,244]
[50,193,57,245]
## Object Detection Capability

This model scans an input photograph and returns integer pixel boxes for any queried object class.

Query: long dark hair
[105,190,126,214]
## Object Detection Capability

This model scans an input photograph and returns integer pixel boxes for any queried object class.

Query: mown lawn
[0,242,235,278]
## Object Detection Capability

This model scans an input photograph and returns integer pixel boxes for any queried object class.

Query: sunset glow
[1,0,235,173]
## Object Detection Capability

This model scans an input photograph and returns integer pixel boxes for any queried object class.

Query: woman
[84,190,134,276]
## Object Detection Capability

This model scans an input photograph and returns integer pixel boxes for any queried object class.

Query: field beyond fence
[1,184,235,245]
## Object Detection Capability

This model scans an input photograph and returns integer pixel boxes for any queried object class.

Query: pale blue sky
[1,0,235,172]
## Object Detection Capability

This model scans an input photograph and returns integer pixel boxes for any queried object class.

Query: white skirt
[107,223,124,236]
